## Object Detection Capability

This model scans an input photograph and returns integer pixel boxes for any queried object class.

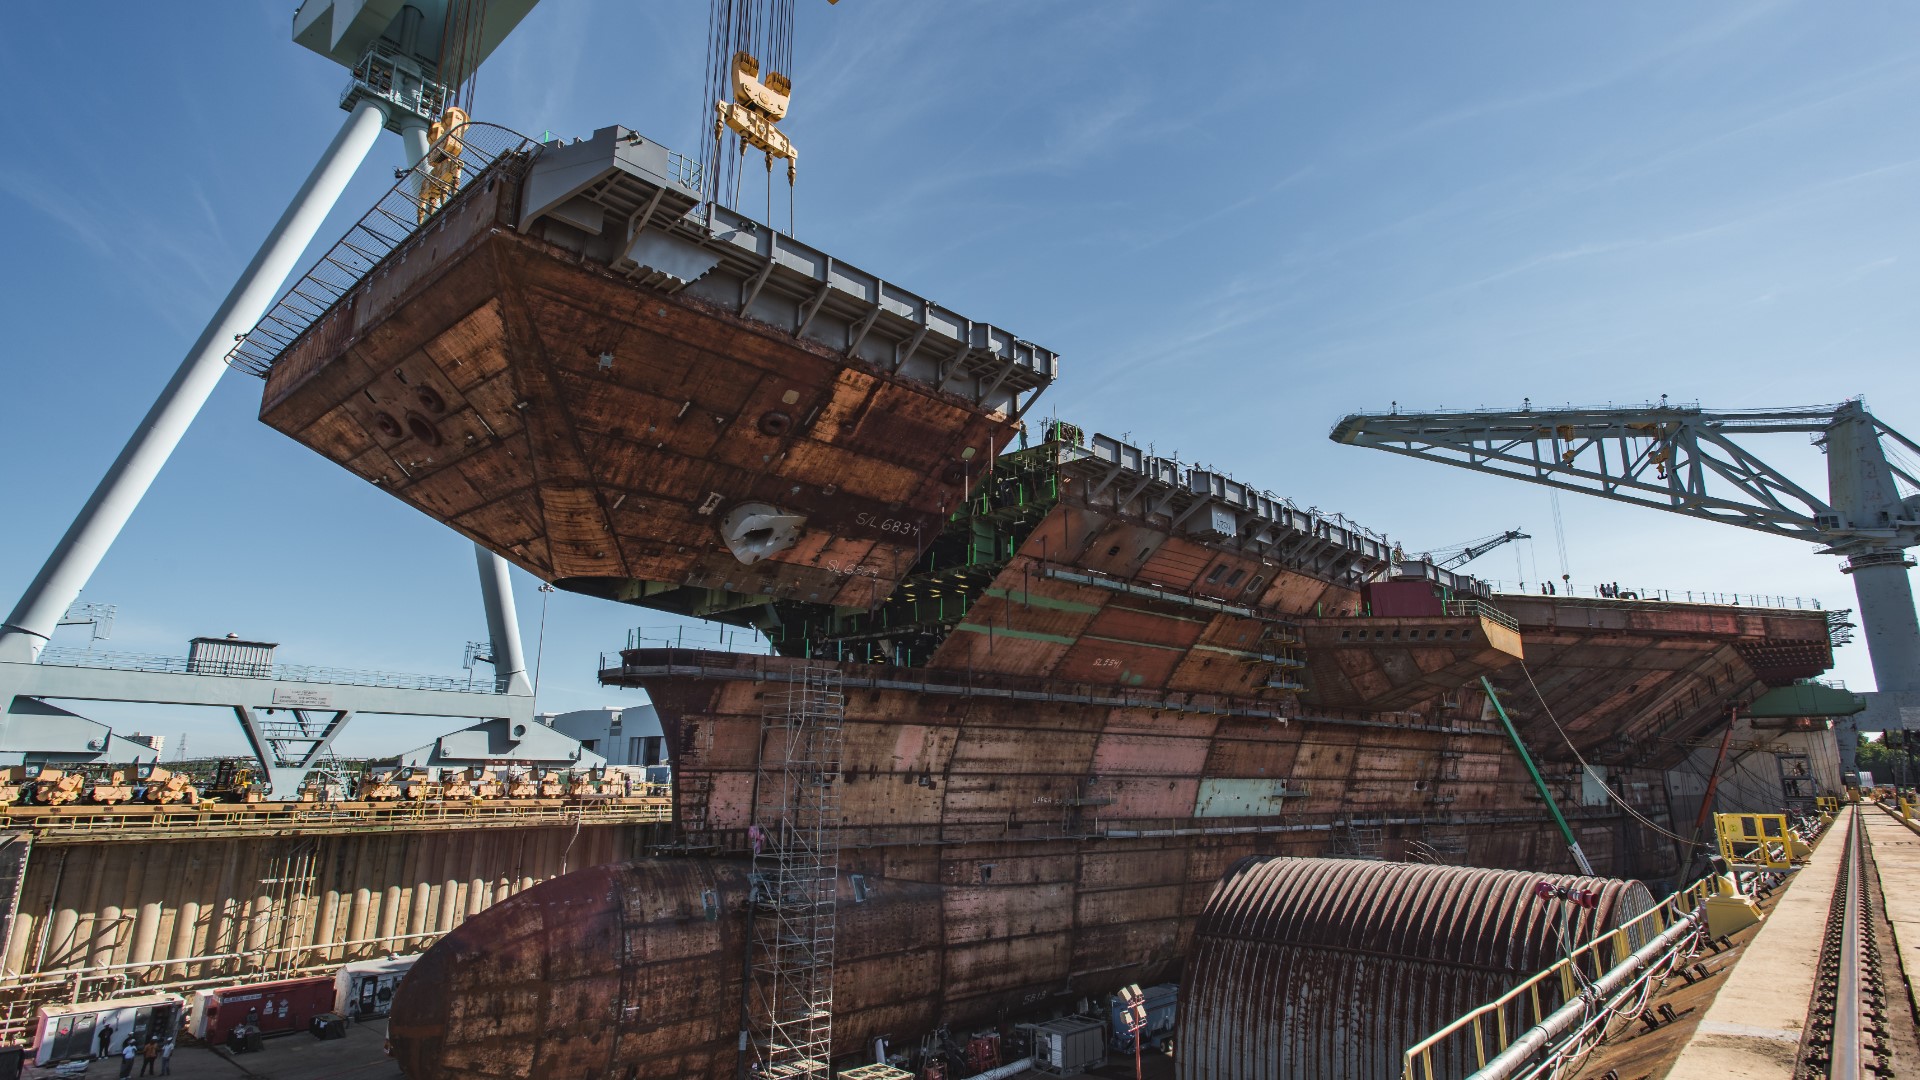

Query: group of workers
[95,1022,173,1077]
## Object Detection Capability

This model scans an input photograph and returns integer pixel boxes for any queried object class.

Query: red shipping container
[1362,580,1445,618]
[190,976,335,1045]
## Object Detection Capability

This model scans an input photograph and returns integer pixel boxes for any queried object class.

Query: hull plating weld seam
[603,657,1484,734]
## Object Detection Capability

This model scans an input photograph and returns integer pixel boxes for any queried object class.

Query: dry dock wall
[2,819,669,992]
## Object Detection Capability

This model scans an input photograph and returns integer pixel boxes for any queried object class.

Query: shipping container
[189,976,335,1046]
[1361,579,1444,617]
[1029,1017,1105,1076]
[32,994,184,1065]
[336,954,420,1020]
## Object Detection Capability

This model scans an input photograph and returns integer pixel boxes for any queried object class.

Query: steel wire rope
[1516,661,1715,850]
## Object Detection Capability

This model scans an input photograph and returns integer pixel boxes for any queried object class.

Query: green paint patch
[982,588,1101,614]
[954,622,1080,645]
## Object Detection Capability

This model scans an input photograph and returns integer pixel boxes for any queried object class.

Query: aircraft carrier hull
[220,121,1843,1079]
[383,643,1725,1079]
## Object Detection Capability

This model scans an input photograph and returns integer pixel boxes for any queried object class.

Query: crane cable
[700,0,797,212]
[436,0,492,117]
[1514,661,1714,850]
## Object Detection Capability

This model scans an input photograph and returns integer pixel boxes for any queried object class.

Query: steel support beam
[0,659,529,719]
[0,657,531,798]
[234,706,356,797]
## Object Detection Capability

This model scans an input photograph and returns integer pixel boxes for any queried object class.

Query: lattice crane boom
[1332,397,1920,741]
[1433,529,1531,571]
[1333,400,1920,551]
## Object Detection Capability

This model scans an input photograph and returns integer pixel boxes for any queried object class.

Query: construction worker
[417,106,470,222]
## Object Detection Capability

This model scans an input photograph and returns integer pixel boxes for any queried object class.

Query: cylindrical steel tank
[1177,856,1655,1080]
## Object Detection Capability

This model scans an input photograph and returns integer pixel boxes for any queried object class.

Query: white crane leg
[0,98,390,662]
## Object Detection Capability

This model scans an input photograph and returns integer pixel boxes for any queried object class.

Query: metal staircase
[744,663,846,1079]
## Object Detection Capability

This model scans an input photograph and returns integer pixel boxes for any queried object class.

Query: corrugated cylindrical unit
[1178,856,1655,1080]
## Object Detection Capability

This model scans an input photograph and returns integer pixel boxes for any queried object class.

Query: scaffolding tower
[744,663,845,1079]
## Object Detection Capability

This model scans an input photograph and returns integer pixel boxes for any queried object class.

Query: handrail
[225,121,544,377]
[34,647,489,694]
[1444,598,1519,631]
[1481,580,1828,611]
[1400,875,1716,1080]
[0,798,672,843]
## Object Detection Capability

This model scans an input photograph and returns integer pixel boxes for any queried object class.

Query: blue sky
[2,2,1916,757]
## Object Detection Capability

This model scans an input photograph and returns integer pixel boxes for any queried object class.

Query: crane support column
[1828,404,1920,696]
[0,98,390,663]
[1848,557,1920,689]
[1827,403,1920,767]
[475,546,532,695]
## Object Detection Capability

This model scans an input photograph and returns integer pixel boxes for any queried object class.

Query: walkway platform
[1863,804,1920,1025]
[1663,813,1848,1079]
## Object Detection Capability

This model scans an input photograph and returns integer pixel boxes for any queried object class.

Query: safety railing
[0,797,673,842]
[1716,812,1809,869]
[1401,874,1716,1080]
[1444,599,1519,631]
[225,121,543,377]
[1483,579,1828,610]
[35,647,485,694]
[623,625,778,655]
[663,146,704,191]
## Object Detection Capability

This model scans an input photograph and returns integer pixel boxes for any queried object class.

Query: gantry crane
[1331,399,1920,765]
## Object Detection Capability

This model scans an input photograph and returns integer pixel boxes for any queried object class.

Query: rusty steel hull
[234,122,1842,1080]
[1488,594,1832,769]
[390,861,944,1080]
[383,648,1708,1078]
[1178,857,1655,1080]
[393,842,1640,1080]
[257,171,1015,609]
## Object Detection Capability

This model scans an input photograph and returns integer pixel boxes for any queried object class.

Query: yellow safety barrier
[1715,812,1808,869]
[1400,876,1716,1080]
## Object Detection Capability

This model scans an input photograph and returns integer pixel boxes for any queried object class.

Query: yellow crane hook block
[718,50,798,178]
[1715,812,1810,869]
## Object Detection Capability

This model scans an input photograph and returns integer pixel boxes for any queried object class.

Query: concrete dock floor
[22,1019,399,1080]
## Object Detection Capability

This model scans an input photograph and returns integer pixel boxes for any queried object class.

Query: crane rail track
[1801,806,1895,1080]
